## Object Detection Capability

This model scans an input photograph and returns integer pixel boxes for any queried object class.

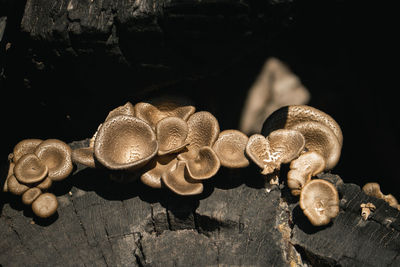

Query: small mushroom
[36,177,53,191]
[3,162,14,192]
[161,160,203,196]
[287,151,326,196]
[22,187,42,205]
[14,153,48,184]
[184,147,220,180]
[156,116,189,155]
[31,192,58,218]
[360,203,376,221]
[7,174,30,195]
[11,139,43,163]
[299,179,340,226]
[72,147,96,168]
[105,102,135,121]
[140,155,177,188]
[246,129,305,175]
[35,139,73,181]
[212,130,249,168]
[94,115,158,172]
[362,182,400,210]
[383,194,399,209]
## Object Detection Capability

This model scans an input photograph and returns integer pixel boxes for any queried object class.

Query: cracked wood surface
[1,141,400,266]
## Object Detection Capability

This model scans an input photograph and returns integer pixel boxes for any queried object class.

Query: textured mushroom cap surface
[12,139,43,163]
[162,161,203,196]
[362,183,384,199]
[300,179,340,226]
[7,175,30,195]
[186,111,220,151]
[94,115,158,171]
[105,102,135,121]
[262,105,343,146]
[289,121,341,170]
[141,155,177,188]
[22,187,42,205]
[35,139,73,181]
[185,147,220,180]
[14,153,48,184]
[212,130,249,168]
[156,117,189,155]
[32,193,58,218]
[287,151,325,196]
[72,147,96,168]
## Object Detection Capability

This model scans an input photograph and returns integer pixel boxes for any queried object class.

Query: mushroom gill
[212,130,249,168]
[300,179,339,226]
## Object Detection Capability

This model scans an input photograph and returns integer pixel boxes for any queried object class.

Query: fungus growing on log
[21,187,42,205]
[156,116,189,155]
[360,203,376,220]
[11,139,43,163]
[212,130,249,168]
[140,155,176,189]
[13,153,48,184]
[31,193,59,218]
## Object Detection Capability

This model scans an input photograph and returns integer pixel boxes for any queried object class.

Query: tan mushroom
[11,139,43,163]
[246,129,305,175]
[360,203,376,221]
[299,179,340,226]
[3,162,14,192]
[384,194,399,208]
[105,102,135,121]
[184,147,220,180]
[35,139,73,181]
[362,182,400,210]
[161,160,203,196]
[31,192,58,218]
[156,116,189,155]
[287,151,325,196]
[7,174,30,195]
[72,147,96,168]
[94,115,158,172]
[22,187,42,205]
[14,153,48,184]
[212,130,249,168]
[36,177,53,191]
[134,102,195,129]
[140,155,177,188]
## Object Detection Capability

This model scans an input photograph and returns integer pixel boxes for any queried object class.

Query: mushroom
[36,177,53,191]
[11,139,43,163]
[134,102,195,129]
[22,187,42,205]
[7,174,30,195]
[34,139,73,181]
[140,155,177,188]
[94,115,158,172]
[3,162,14,192]
[31,192,58,218]
[72,147,96,168]
[245,129,305,175]
[299,179,340,226]
[105,102,135,121]
[161,160,203,196]
[184,147,220,180]
[287,151,325,196]
[362,182,400,210]
[360,203,376,221]
[212,130,249,168]
[156,116,189,155]
[13,153,48,184]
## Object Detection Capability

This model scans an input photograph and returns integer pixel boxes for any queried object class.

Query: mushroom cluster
[4,139,73,218]
[72,102,249,195]
[246,105,342,226]
[362,182,400,210]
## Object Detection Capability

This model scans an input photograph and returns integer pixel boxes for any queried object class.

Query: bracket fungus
[212,130,249,168]
[156,116,189,155]
[360,203,376,221]
[299,179,340,226]
[363,183,400,210]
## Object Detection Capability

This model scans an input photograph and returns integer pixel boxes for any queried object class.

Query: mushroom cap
[140,155,176,188]
[384,194,399,208]
[105,102,135,121]
[262,105,343,146]
[94,115,158,171]
[156,117,189,155]
[289,121,341,170]
[22,187,42,205]
[32,193,58,218]
[287,151,325,196]
[212,130,249,168]
[185,147,220,180]
[36,177,53,191]
[35,139,73,181]
[7,174,30,195]
[3,162,15,192]
[161,160,203,196]
[300,179,340,226]
[72,147,96,168]
[14,153,48,184]
[12,139,43,163]
[186,111,220,151]
[362,182,384,199]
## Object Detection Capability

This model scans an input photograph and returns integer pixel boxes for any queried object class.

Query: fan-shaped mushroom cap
[105,102,135,121]
[156,117,189,155]
[94,115,158,171]
[162,161,203,196]
[134,102,195,129]
[287,151,325,196]
[3,162,15,192]
[36,177,53,191]
[185,147,220,180]
[140,155,176,188]
[300,179,340,226]
[246,129,305,175]
[212,130,249,168]
[362,182,384,199]
[12,139,43,163]
[262,105,343,146]
[290,121,341,170]
[22,187,42,205]
[72,147,96,168]
[32,193,58,218]
[7,174,30,195]
[186,111,220,150]
[14,153,48,184]
[35,139,73,181]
